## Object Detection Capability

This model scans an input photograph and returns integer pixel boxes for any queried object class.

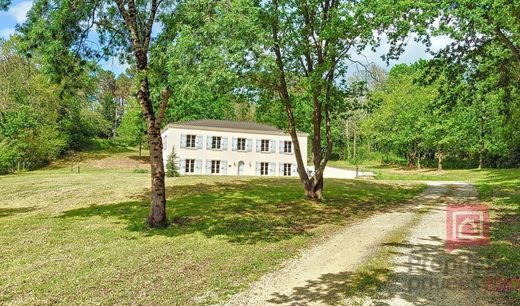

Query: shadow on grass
[59,178,422,244]
[0,206,37,218]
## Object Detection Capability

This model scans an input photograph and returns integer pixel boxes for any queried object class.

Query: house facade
[161,120,308,176]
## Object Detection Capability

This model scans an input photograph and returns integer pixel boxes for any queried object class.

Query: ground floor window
[185,159,195,173]
[260,162,269,176]
[211,160,221,174]
[283,163,292,176]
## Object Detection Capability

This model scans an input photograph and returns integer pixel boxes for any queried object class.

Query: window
[185,159,195,173]
[260,162,269,176]
[211,136,222,149]
[237,138,246,151]
[283,141,292,153]
[163,135,167,150]
[211,160,221,174]
[261,139,270,152]
[186,135,196,148]
[283,163,292,176]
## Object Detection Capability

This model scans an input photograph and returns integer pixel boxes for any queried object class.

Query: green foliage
[165,150,180,177]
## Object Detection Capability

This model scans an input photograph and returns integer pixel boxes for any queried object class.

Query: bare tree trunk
[478,109,485,170]
[436,151,444,171]
[353,127,357,160]
[346,119,350,159]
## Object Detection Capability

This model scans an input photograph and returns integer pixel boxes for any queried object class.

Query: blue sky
[1,0,450,76]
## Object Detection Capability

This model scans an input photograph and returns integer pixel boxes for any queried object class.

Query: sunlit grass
[0,165,425,304]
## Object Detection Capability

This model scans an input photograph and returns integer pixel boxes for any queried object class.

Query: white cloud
[0,28,15,38]
[8,1,33,23]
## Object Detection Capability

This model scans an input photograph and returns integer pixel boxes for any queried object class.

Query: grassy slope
[0,153,425,305]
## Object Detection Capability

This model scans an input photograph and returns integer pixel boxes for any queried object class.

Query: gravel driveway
[224,182,506,306]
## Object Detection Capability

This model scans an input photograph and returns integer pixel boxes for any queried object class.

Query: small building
[161,119,308,176]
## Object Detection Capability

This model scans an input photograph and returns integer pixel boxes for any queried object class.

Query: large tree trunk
[114,0,168,227]
[136,70,168,228]
[304,176,324,201]
[146,123,167,227]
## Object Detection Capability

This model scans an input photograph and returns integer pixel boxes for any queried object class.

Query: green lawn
[328,160,516,182]
[0,164,425,305]
[473,171,520,301]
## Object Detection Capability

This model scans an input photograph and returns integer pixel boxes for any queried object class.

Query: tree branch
[155,87,171,127]
[495,27,520,65]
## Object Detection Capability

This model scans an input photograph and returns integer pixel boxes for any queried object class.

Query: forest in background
[0,0,518,174]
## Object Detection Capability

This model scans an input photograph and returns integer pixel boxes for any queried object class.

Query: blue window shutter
[279,163,284,176]
[292,163,297,175]
[220,160,227,175]
[206,160,212,174]
[206,135,212,149]
[246,139,252,152]
[255,162,260,176]
[162,135,167,150]
[180,134,186,148]
[269,162,276,175]
[279,140,283,153]
[256,139,261,152]
[222,137,227,150]
[270,140,275,153]
[196,135,203,149]
[222,137,228,150]
[232,138,237,151]
[179,158,186,173]
[195,160,202,174]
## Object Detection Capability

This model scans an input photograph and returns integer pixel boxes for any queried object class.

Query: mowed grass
[474,171,520,302]
[0,161,425,305]
[328,160,517,182]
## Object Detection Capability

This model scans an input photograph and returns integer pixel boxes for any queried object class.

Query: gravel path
[348,182,508,306]
[224,182,450,306]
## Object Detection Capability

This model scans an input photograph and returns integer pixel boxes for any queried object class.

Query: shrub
[166,150,180,177]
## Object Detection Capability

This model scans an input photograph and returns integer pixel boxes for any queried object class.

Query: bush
[166,150,180,177]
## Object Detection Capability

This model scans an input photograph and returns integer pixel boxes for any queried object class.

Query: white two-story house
[161,119,308,176]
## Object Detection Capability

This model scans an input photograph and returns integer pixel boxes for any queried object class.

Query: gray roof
[163,119,308,136]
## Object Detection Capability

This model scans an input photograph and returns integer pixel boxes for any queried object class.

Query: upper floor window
[211,160,221,174]
[186,134,196,148]
[261,139,270,152]
[283,163,292,176]
[237,138,246,151]
[284,141,292,153]
[185,159,195,173]
[212,136,222,149]
[260,162,269,176]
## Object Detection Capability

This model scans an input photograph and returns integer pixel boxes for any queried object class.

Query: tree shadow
[0,206,38,218]
[58,179,421,244]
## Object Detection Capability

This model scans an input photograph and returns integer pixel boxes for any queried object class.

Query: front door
[237,161,245,176]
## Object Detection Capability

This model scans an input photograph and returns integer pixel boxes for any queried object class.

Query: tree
[165,149,180,177]
[10,0,177,227]
[207,0,393,200]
